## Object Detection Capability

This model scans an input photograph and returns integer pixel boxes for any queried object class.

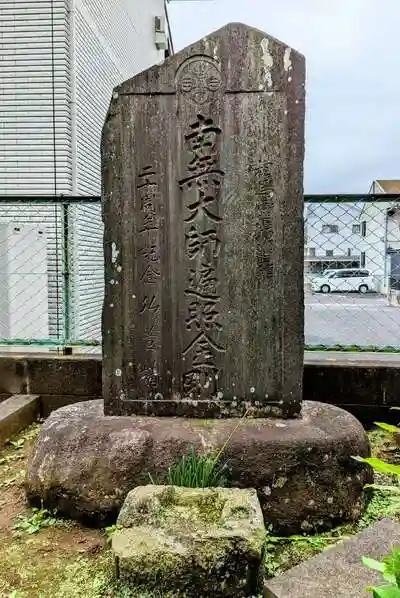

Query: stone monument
[26,23,371,535]
[102,22,304,418]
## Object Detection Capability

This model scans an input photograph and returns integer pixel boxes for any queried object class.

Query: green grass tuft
[149,445,228,488]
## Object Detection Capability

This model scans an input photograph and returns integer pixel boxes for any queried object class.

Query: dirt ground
[0,424,116,598]
[0,422,398,598]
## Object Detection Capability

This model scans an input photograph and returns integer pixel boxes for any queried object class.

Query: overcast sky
[167,0,400,194]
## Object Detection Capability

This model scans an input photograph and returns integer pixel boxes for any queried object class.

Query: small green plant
[149,444,229,488]
[104,524,120,546]
[13,508,70,534]
[7,438,25,450]
[149,408,251,489]
[363,548,400,596]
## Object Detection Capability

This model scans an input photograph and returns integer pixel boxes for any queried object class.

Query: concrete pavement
[305,292,400,348]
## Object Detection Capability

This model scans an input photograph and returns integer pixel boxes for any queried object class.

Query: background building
[359,180,400,293]
[304,202,363,283]
[0,0,171,346]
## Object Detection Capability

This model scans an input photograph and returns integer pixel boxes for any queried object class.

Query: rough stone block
[265,518,400,598]
[112,485,265,597]
[0,394,40,446]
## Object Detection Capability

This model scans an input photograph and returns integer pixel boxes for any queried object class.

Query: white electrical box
[0,223,49,339]
[154,15,168,50]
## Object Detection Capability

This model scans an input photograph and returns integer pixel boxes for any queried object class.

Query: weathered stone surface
[25,399,371,531]
[0,394,39,446]
[265,518,400,598]
[101,22,305,418]
[112,485,265,597]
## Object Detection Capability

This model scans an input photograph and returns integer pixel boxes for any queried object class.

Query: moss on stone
[113,486,265,597]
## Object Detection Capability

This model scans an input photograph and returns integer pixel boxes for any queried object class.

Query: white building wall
[359,203,387,292]
[73,0,166,195]
[387,212,400,249]
[0,0,72,194]
[360,202,400,293]
[305,203,362,257]
[71,0,167,341]
[0,0,168,344]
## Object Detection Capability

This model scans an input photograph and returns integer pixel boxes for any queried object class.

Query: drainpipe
[63,0,77,355]
[384,208,389,303]
[164,0,175,55]
[69,0,77,198]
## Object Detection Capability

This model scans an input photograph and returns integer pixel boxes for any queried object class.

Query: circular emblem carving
[176,56,222,105]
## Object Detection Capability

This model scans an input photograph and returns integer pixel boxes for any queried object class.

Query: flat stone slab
[265,518,400,598]
[25,399,371,532]
[112,485,265,597]
[0,394,39,446]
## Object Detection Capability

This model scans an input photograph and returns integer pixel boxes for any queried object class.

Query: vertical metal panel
[0,0,73,193]
[0,203,64,339]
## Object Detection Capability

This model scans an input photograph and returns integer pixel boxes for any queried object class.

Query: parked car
[321,269,335,277]
[311,269,374,294]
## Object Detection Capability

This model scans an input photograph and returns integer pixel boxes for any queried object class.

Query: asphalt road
[305,292,400,347]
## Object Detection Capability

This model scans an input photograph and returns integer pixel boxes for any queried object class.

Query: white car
[321,269,335,277]
[311,269,374,294]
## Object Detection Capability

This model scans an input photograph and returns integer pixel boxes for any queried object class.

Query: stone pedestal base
[25,400,371,533]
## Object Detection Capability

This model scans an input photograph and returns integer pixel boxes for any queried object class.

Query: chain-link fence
[1,194,400,354]
[0,196,103,354]
[305,194,400,351]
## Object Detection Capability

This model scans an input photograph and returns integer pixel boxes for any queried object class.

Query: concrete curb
[0,394,40,446]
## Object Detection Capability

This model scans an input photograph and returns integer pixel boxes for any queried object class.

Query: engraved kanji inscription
[136,165,162,362]
[140,263,161,284]
[137,165,157,189]
[180,115,226,396]
[182,173,224,223]
[185,291,222,332]
[143,318,161,351]
[139,239,160,263]
[179,115,224,223]
[251,162,275,279]
[139,191,158,232]
[182,332,224,395]
[137,165,160,233]
[140,295,160,315]
[188,262,217,295]
[180,114,223,180]
[137,363,159,391]
[185,225,221,259]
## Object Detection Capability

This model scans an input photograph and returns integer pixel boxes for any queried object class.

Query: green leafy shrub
[363,549,400,596]
[354,416,400,595]
[354,421,400,514]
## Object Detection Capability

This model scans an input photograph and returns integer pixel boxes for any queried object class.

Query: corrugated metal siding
[0,0,73,193]
[71,0,166,342]
[0,0,71,340]
[69,202,103,341]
